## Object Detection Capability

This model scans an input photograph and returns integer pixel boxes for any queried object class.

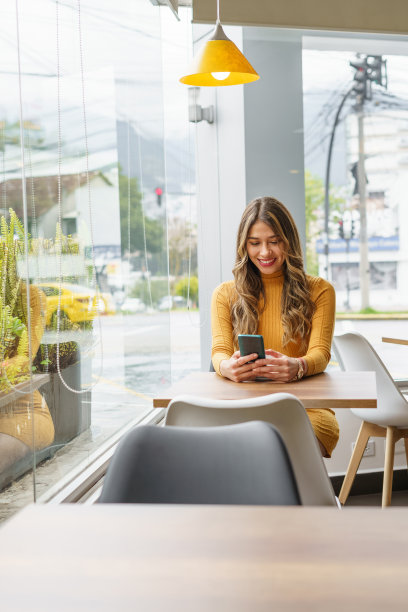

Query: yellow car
[38,283,105,327]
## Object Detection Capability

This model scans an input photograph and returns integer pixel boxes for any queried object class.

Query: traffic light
[350,162,359,195]
[350,57,368,98]
[366,55,387,88]
[350,219,355,239]
[338,220,345,239]
[349,55,387,102]
[155,187,163,206]
[350,162,368,196]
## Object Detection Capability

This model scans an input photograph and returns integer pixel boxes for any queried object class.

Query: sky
[2,1,408,200]
[302,48,408,186]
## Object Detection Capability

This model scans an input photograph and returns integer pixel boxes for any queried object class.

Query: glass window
[0,0,198,520]
[303,41,408,378]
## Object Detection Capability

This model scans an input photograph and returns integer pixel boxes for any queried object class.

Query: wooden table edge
[153,398,171,408]
[154,398,377,409]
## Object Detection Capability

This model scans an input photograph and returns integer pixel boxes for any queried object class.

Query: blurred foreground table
[154,370,377,409]
[1,503,408,611]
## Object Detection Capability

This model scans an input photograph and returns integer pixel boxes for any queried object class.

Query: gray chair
[98,421,301,505]
[333,331,408,507]
[164,392,338,506]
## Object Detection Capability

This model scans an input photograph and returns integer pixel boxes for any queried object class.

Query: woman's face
[246,220,286,275]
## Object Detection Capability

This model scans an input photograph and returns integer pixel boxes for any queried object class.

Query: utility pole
[349,54,387,310]
[338,214,355,311]
[357,112,370,309]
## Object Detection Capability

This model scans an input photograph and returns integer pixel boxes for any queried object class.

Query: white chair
[165,392,338,506]
[333,331,408,507]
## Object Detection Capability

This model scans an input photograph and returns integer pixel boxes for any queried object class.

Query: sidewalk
[336,312,408,320]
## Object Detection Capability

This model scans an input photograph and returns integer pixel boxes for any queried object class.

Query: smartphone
[238,334,266,362]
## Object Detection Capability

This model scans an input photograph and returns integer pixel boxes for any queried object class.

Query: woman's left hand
[251,349,299,382]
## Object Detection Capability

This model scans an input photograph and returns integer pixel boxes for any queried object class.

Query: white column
[243,28,306,251]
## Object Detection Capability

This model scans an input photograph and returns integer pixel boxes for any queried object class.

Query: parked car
[98,293,116,315]
[38,283,107,327]
[157,295,188,311]
[120,297,146,313]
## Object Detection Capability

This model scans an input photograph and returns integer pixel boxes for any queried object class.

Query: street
[61,310,408,440]
[91,310,408,400]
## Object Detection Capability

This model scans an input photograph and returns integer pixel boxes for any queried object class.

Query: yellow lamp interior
[180,39,259,87]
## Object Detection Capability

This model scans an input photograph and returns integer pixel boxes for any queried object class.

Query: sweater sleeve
[211,283,235,375]
[303,278,336,376]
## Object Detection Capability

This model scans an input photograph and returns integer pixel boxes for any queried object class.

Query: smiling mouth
[258,258,276,266]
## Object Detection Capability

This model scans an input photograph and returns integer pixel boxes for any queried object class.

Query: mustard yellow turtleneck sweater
[211,270,336,375]
[210,270,339,457]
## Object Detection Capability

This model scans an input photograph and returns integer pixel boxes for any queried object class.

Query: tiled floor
[0,429,102,523]
[1,463,408,522]
[344,489,408,507]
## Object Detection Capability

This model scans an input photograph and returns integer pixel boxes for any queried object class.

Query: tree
[167,217,198,278]
[118,167,164,257]
[305,170,345,275]
[175,275,199,306]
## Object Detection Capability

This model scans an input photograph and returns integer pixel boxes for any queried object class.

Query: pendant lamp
[180,0,259,87]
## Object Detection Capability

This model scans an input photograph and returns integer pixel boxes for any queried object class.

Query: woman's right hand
[219,351,258,382]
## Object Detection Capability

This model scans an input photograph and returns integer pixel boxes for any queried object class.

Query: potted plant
[29,226,92,445]
[32,324,86,445]
[0,209,58,490]
[0,302,29,393]
[1,208,92,448]
[0,209,33,394]
[20,222,85,279]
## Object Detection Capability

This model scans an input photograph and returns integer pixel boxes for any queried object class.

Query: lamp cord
[4,0,36,399]
[55,0,102,394]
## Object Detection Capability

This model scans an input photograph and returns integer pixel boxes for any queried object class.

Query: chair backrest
[98,421,301,505]
[332,332,408,426]
[164,392,337,506]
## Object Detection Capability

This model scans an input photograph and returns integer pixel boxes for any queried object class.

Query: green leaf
[10,316,25,337]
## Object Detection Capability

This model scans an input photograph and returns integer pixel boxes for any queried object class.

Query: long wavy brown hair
[231,197,315,352]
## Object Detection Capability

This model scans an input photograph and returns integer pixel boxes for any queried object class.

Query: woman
[211,196,339,457]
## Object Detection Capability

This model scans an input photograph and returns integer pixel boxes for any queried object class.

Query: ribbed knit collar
[260,270,284,283]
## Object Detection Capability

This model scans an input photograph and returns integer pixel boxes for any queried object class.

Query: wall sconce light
[188,87,214,124]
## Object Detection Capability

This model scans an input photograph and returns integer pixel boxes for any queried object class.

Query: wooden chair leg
[339,421,371,505]
[404,437,408,469]
[382,427,396,508]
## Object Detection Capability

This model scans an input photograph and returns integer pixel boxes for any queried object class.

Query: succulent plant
[0,210,31,391]
[33,340,79,374]
[0,209,82,392]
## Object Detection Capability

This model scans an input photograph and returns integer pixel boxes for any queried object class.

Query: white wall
[325,408,408,475]
[72,172,121,248]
